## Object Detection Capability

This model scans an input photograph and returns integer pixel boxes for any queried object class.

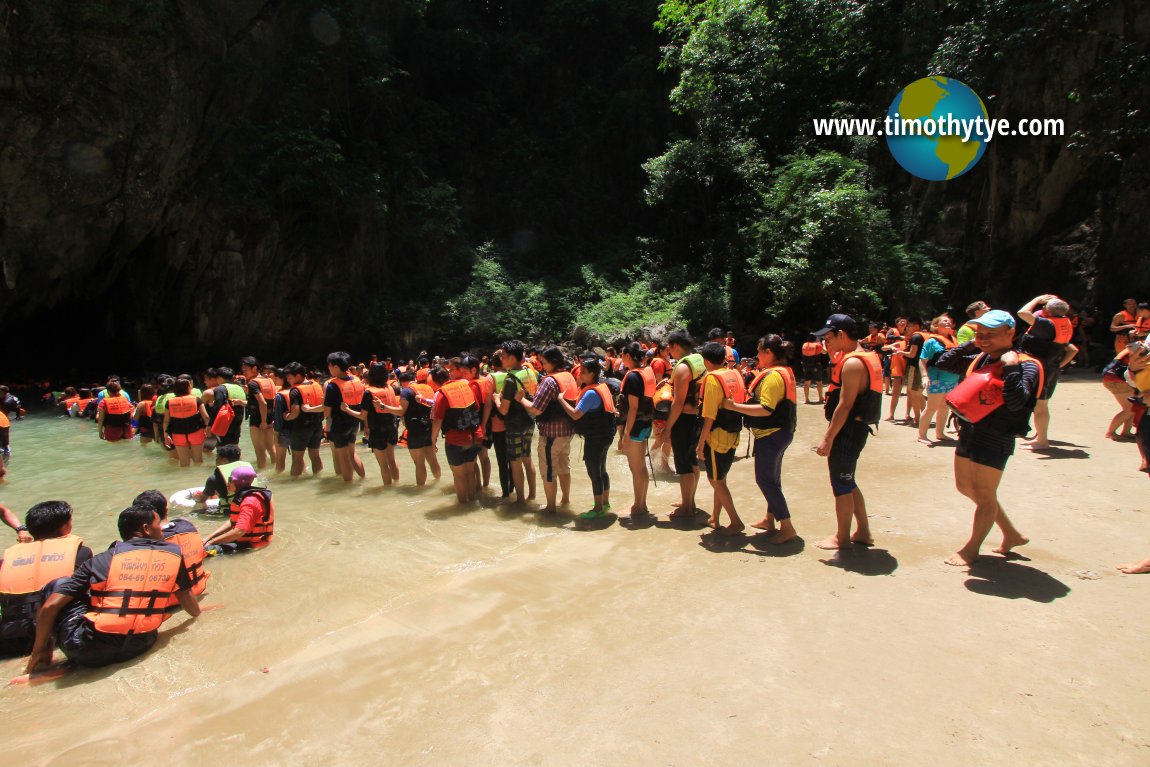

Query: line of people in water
[2,300,1149,676]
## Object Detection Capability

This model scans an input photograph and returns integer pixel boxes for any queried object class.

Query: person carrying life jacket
[323,351,368,483]
[518,347,577,514]
[431,364,485,504]
[203,367,248,448]
[812,314,883,551]
[24,505,202,673]
[0,501,93,658]
[695,343,748,534]
[932,309,1043,567]
[203,466,274,552]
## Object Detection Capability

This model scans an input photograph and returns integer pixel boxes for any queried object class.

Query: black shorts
[445,443,480,466]
[368,425,399,451]
[801,359,821,381]
[671,413,701,475]
[1039,368,1060,401]
[405,424,432,450]
[828,421,870,496]
[286,421,323,452]
[955,422,1015,471]
[703,443,735,481]
[329,421,360,448]
[54,598,156,668]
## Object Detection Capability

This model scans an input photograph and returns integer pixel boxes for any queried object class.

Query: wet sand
[4,374,1149,765]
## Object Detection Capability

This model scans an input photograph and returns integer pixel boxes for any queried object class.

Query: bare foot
[1024,443,1050,451]
[814,535,848,550]
[772,527,798,544]
[750,519,777,533]
[721,521,745,536]
[537,505,557,515]
[944,550,976,567]
[1117,562,1150,574]
[669,506,697,519]
[916,437,932,446]
[707,515,720,529]
[992,534,1029,555]
[851,534,875,546]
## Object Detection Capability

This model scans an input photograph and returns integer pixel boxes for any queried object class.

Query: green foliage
[747,151,944,321]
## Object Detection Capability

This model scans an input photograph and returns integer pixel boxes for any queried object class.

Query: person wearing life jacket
[957,301,990,345]
[131,383,157,445]
[397,369,442,486]
[518,347,577,514]
[240,357,276,470]
[453,355,494,493]
[343,362,403,486]
[615,342,656,518]
[74,387,97,420]
[695,343,747,535]
[650,330,705,520]
[556,359,617,520]
[25,504,202,673]
[269,368,291,474]
[1101,345,1138,440]
[1017,295,1079,451]
[721,334,799,545]
[191,443,254,506]
[321,351,367,483]
[132,490,209,613]
[799,334,825,404]
[203,367,248,449]
[1110,297,1140,355]
[897,317,927,427]
[150,376,175,452]
[708,327,739,368]
[812,314,882,551]
[0,501,93,658]
[917,315,961,444]
[483,351,512,498]
[1133,303,1150,346]
[59,386,80,416]
[282,361,326,477]
[429,362,485,504]
[163,376,211,467]
[203,467,275,553]
[1124,343,1150,475]
[96,380,134,443]
[493,340,539,504]
[932,309,1043,568]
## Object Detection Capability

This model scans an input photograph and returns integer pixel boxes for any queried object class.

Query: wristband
[16,525,28,533]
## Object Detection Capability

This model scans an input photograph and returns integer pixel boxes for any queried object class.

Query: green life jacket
[223,382,247,402]
[679,353,707,406]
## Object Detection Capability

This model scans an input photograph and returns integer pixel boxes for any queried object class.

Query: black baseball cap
[813,313,857,338]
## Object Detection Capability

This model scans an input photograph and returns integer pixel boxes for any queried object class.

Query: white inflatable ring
[169,487,222,513]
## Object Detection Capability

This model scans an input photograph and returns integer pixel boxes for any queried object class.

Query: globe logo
[886,77,989,181]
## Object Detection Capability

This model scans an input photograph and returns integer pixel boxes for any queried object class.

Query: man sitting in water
[26,504,201,672]
[192,444,254,506]
[202,467,275,553]
[133,490,210,603]
[0,501,93,658]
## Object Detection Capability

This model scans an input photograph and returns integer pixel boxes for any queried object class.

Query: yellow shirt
[700,374,740,453]
[749,370,787,440]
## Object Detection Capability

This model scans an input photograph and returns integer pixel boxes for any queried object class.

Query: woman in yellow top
[722,335,799,544]
[696,343,746,534]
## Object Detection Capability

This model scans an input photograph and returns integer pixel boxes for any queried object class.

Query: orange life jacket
[579,383,617,414]
[1047,316,1074,345]
[0,535,83,600]
[634,366,657,398]
[294,380,325,408]
[801,342,822,357]
[167,395,200,419]
[76,398,93,411]
[744,366,797,431]
[367,385,398,413]
[547,371,580,402]
[102,394,132,415]
[920,332,957,349]
[62,396,80,410]
[161,524,208,617]
[703,368,746,434]
[228,489,275,549]
[86,542,184,635]
[410,382,435,402]
[335,376,366,408]
[946,353,1044,427]
[826,350,883,425]
[437,379,481,432]
[142,398,156,418]
[251,375,277,401]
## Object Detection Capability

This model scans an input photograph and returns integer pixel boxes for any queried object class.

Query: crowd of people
[1,296,1149,676]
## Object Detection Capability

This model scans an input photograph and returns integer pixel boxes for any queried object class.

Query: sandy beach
[3,373,1148,766]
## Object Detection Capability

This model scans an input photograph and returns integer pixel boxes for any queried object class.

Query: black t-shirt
[400,387,431,432]
[1019,316,1062,368]
[324,379,360,432]
[500,376,533,431]
[360,389,397,435]
[289,388,322,429]
[906,332,926,364]
[620,370,652,421]
[246,381,265,425]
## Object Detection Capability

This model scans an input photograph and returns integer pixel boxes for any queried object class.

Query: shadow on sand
[697,529,805,557]
[818,546,899,576]
[965,558,1071,602]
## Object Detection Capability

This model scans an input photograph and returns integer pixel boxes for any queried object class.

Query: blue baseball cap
[968,309,1015,329]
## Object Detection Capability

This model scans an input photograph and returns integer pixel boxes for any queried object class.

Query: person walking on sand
[812,314,883,550]
[933,310,1043,567]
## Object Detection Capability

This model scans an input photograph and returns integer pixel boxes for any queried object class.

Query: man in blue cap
[932,309,1043,567]
[812,314,884,550]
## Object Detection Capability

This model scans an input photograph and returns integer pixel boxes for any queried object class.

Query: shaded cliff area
[1,0,1146,375]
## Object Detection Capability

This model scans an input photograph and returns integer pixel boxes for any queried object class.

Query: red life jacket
[801,342,822,357]
[946,353,1044,425]
[333,376,365,409]
[1048,316,1074,345]
[86,542,184,635]
[210,403,235,436]
[228,489,275,549]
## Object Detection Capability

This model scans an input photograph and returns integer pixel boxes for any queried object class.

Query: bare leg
[523,455,536,499]
[815,491,857,549]
[426,448,441,480]
[449,463,469,503]
[190,444,204,466]
[385,446,400,483]
[887,378,904,420]
[558,473,571,506]
[372,449,393,485]
[510,459,525,501]
[673,470,699,514]
[412,448,428,486]
[308,447,323,474]
[624,439,650,514]
[478,446,491,487]
[290,448,305,477]
[713,480,743,535]
[1026,399,1050,448]
[175,444,191,468]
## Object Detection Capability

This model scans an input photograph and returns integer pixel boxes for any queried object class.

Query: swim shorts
[827,421,869,497]
[629,421,653,442]
[906,365,923,392]
[367,425,399,451]
[171,430,206,447]
[286,422,323,452]
[1038,367,1060,401]
[703,443,735,481]
[329,422,360,448]
[103,425,132,442]
[955,422,1014,472]
[445,443,481,467]
[801,359,821,382]
[671,413,701,475]
[405,425,432,450]
[505,428,534,462]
